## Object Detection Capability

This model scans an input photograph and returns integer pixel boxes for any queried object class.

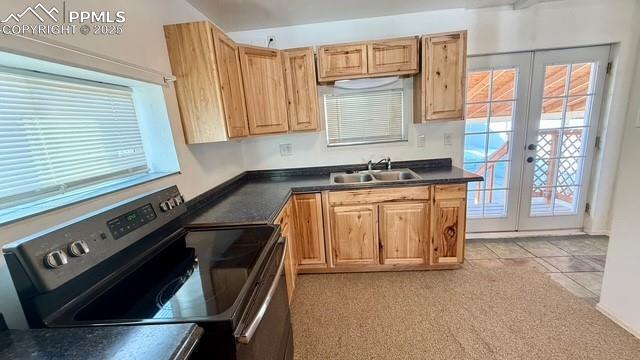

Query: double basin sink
[331,169,422,184]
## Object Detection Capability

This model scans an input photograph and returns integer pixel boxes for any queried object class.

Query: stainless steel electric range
[2,186,293,360]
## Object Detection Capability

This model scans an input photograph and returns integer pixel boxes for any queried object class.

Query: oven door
[234,237,292,360]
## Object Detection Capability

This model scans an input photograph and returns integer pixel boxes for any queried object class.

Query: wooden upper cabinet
[431,184,467,265]
[239,46,289,135]
[292,193,326,269]
[317,44,368,82]
[330,204,379,266]
[283,48,320,132]
[211,28,249,138]
[164,22,228,144]
[414,31,467,122]
[379,202,428,265]
[367,37,419,75]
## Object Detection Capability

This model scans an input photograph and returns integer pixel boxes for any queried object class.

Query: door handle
[236,239,287,344]
[526,157,534,163]
[527,144,537,151]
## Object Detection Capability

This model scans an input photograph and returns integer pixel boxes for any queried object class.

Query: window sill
[0,172,179,227]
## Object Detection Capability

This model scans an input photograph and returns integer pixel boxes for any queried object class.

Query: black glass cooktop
[74,226,276,322]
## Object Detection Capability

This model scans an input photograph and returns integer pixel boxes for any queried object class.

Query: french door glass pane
[464,67,517,219]
[529,62,596,216]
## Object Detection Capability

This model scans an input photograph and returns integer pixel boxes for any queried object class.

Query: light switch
[279,143,292,156]
[417,135,426,148]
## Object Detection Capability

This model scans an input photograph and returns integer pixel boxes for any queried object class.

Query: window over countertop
[320,77,410,147]
[0,52,180,226]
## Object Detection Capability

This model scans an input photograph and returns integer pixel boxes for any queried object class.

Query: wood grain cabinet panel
[367,37,419,75]
[239,46,289,135]
[293,193,326,269]
[317,44,368,81]
[275,200,297,304]
[330,205,379,266]
[164,22,228,144]
[431,184,467,265]
[379,202,428,265]
[414,31,467,122]
[212,28,249,138]
[283,48,320,132]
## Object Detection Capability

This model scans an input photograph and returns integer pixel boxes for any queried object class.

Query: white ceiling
[187,0,558,32]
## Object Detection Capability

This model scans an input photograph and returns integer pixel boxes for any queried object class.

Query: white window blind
[324,88,406,146]
[0,67,148,210]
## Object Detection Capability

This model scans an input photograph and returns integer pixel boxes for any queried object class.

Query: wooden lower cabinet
[289,184,468,275]
[379,202,428,265]
[431,185,466,265]
[292,193,327,269]
[330,205,379,266]
[275,200,297,304]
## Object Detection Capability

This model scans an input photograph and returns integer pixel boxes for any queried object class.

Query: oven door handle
[236,237,287,344]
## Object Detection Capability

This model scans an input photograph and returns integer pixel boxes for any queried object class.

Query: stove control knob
[68,240,90,257]
[160,201,173,212]
[44,250,68,269]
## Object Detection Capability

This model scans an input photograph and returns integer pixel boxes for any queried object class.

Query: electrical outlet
[443,133,453,146]
[417,135,426,148]
[266,35,277,48]
[279,143,292,156]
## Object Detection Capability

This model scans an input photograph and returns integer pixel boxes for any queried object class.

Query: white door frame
[517,45,610,230]
[465,52,532,233]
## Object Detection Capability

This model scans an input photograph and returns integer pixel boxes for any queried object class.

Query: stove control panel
[107,204,157,239]
[2,186,186,292]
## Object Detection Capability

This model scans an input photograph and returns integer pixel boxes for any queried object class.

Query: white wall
[229,0,640,235]
[598,15,640,336]
[0,0,245,328]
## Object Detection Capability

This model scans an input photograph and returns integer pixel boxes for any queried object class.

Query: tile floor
[464,235,608,306]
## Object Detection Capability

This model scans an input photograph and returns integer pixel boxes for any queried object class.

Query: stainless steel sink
[330,169,421,184]
[371,170,417,181]
[332,173,374,183]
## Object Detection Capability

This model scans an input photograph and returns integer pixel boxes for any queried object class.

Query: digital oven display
[107,204,157,240]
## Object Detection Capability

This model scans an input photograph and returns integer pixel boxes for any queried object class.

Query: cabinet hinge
[595,136,601,150]
[606,62,613,75]
[585,202,591,214]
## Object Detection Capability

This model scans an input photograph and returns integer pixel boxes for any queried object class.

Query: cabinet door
[212,28,249,138]
[330,205,379,266]
[283,48,320,132]
[424,32,467,121]
[379,202,428,265]
[293,193,326,269]
[431,185,467,265]
[164,22,228,144]
[317,44,368,81]
[275,200,297,304]
[367,37,419,75]
[239,46,289,135]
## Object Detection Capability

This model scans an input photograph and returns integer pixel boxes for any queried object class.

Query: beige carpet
[290,267,640,360]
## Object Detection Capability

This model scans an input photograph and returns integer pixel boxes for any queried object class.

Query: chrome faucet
[368,157,392,171]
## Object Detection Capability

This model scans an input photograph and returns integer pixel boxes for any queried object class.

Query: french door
[518,46,609,230]
[465,46,610,232]
[464,53,532,232]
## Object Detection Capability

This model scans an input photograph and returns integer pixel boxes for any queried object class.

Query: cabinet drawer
[367,37,419,75]
[329,186,430,205]
[434,184,467,200]
[317,44,368,81]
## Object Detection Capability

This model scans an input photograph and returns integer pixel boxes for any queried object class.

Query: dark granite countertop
[0,323,203,360]
[186,158,482,228]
